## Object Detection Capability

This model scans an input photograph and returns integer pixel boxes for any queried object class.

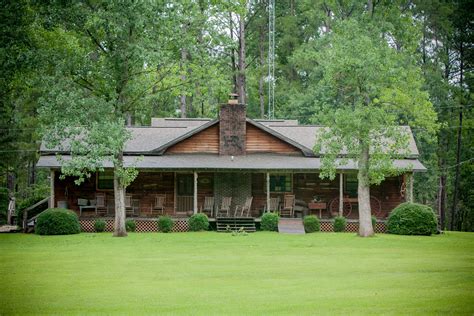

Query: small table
[308,202,327,218]
[79,205,97,216]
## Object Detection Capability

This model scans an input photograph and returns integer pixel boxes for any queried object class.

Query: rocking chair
[280,195,295,217]
[216,197,232,217]
[151,194,166,215]
[235,196,253,217]
[199,196,215,217]
[264,197,280,213]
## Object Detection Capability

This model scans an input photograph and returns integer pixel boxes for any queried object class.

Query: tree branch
[86,29,107,54]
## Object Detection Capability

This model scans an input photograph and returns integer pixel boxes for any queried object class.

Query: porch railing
[176,196,193,212]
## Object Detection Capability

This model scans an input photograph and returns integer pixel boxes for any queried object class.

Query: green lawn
[0,232,473,315]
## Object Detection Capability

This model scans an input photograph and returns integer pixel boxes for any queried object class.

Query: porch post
[266,172,270,211]
[406,172,414,203]
[339,173,343,217]
[50,169,55,208]
[193,171,198,214]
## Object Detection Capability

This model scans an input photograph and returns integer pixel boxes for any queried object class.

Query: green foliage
[94,219,106,232]
[372,216,377,228]
[125,219,136,232]
[295,19,437,184]
[157,216,173,233]
[189,213,209,232]
[35,208,80,235]
[16,184,50,213]
[303,215,320,233]
[231,226,248,236]
[387,203,438,235]
[333,216,346,232]
[260,212,279,231]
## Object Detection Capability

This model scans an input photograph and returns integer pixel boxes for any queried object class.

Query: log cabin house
[37,100,426,232]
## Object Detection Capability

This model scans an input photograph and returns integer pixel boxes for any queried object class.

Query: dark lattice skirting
[80,218,386,233]
[320,220,386,233]
[80,218,189,233]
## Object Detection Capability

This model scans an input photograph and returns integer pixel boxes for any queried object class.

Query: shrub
[189,213,209,231]
[261,212,279,231]
[94,219,106,232]
[372,216,377,228]
[387,202,437,236]
[35,208,81,235]
[157,216,173,233]
[333,216,346,232]
[125,219,136,232]
[303,215,320,233]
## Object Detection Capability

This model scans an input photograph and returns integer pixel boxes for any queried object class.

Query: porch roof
[37,154,426,172]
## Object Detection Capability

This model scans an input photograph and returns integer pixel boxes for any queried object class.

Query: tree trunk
[180,48,187,118]
[7,171,15,225]
[357,143,374,237]
[28,159,36,186]
[438,172,447,230]
[451,39,464,231]
[237,13,246,104]
[258,25,265,118]
[229,12,237,93]
[113,152,127,237]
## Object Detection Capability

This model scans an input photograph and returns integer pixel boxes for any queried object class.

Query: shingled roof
[37,154,425,171]
[38,117,425,171]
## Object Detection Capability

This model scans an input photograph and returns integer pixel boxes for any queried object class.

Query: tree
[292,19,437,236]
[0,0,49,224]
[37,1,183,236]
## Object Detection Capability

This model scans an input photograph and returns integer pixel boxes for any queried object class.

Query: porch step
[216,217,256,233]
[278,218,305,234]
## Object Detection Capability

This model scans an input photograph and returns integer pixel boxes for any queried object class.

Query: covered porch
[50,169,412,221]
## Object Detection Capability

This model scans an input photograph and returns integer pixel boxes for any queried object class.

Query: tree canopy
[0,0,472,233]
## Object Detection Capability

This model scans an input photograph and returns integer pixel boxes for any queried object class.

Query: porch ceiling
[37,154,427,172]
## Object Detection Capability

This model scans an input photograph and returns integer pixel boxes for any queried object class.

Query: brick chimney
[219,94,246,156]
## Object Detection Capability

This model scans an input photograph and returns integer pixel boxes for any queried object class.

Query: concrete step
[278,218,305,234]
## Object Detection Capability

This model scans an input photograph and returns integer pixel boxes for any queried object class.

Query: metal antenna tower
[268,0,275,119]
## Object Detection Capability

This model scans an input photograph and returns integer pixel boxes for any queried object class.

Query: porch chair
[125,194,139,216]
[280,195,295,217]
[96,193,107,215]
[235,196,253,217]
[264,197,280,213]
[216,196,232,217]
[199,196,215,217]
[151,194,166,215]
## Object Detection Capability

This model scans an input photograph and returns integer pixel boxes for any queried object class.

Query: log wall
[246,124,301,154]
[166,122,301,155]
[167,125,219,154]
[54,170,405,219]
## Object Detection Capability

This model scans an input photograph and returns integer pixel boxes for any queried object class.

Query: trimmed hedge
[125,219,136,232]
[189,213,209,231]
[303,215,320,233]
[158,216,173,233]
[333,216,346,232]
[261,212,279,231]
[94,219,106,232]
[35,208,81,235]
[387,202,437,235]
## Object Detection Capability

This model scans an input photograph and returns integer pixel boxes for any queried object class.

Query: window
[177,174,194,196]
[269,174,292,193]
[97,171,114,190]
[345,174,358,197]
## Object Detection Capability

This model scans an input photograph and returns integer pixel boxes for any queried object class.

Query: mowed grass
[0,232,473,315]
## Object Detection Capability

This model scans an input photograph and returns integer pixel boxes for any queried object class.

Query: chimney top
[228,93,239,105]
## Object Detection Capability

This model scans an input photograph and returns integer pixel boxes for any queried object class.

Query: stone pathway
[278,218,305,234]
